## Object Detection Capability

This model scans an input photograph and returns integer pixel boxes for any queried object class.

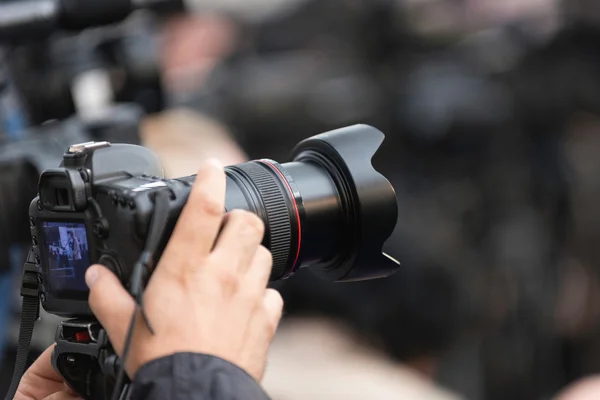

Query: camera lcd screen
[41,221,91,296]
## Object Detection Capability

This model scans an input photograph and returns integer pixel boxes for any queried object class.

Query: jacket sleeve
[129,353,272,400]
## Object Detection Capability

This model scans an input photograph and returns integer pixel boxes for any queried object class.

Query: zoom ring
[235,162,292,279]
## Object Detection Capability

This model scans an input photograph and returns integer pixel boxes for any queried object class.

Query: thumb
[86,264,135,355]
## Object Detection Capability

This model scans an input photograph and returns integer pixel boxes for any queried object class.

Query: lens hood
[291,124,399,281]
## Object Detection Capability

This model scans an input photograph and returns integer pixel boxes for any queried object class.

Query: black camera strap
[4,249,40,400]
[110,190,170,400]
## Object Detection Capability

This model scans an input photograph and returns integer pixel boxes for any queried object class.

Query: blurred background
[3,0,600,399]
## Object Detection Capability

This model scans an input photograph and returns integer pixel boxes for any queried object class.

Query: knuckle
[227,209,246,221]
[193,187,223,217]
[268,289,284,310]
[231,210,264,236]
[218,270,240,293]
[263,308,281,334]
[266,317,279,334]
[246,213,265,236]
[239,290,262,307]
[256,246,273,266]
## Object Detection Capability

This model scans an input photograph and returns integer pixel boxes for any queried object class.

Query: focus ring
[234,162,292,279]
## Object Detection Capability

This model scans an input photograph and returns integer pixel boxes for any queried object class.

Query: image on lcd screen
[41,221,90,293]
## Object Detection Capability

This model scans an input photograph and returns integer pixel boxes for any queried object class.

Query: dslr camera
[19,124,398,399]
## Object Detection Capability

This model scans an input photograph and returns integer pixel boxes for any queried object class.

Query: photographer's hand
[14,345,79,400]
[85,159,283,382]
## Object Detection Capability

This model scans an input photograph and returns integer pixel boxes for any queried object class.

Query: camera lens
[222,125,399,281]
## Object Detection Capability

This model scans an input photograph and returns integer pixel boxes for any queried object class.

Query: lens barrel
[223,124,399,282]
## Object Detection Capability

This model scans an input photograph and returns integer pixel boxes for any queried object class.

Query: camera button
[98,255,121,277]
[93,220,109,238]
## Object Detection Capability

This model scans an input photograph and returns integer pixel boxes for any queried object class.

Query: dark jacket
[130,353,271,400]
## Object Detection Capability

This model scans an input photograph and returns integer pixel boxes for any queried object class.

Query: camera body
[29,141,170,317]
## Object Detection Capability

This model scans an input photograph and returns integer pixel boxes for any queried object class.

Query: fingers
[17,344,81,399]
[24,344,62,383]
[244,246,273,291]
[86,265,135,355]
[160,159,226,275]
[556,377,600,400]
[212,210,265,273]
[263,289,284,333]
[17,345,65,399]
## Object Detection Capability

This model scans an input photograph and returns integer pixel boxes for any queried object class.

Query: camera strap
[110,190,171,400]
[4,249,40,400]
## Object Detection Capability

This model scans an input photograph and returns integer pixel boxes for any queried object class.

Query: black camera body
[29,141,167,317]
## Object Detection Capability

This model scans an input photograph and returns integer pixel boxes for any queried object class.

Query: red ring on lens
[259,160,302,273]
